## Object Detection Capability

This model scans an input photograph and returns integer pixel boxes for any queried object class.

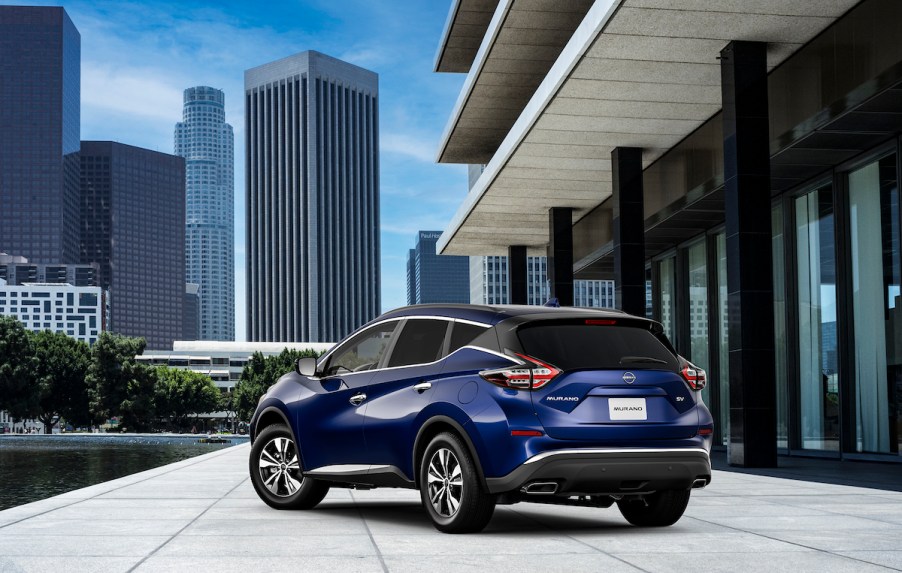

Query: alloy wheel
[427,447,463,517]
[257,436,303,497]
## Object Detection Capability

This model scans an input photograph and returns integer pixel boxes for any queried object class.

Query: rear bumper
[485,447,711,495]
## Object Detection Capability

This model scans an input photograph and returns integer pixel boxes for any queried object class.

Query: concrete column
[720,40,777,468]
[546,207,574,307]
[611,147,646,316]
[508,245,528,305]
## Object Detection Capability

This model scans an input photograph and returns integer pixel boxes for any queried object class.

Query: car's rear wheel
[617,488,691,526]
[249,423,329,509]
[419,432,495,533]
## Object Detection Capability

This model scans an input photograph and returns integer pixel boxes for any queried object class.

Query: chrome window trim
[317,315,495,376]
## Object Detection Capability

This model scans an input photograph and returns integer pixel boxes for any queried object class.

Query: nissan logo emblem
[622,372,636,384]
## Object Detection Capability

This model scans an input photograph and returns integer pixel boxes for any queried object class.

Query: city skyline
[0,0,468,341]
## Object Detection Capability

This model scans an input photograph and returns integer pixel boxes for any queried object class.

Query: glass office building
[80,142,186,350]
[245,51,380,343]
[407,231,470,305]
[435,0,902,463]
[175,86,235,341]
[0,7,80,264]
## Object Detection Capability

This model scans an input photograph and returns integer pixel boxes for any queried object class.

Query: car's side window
[385,319,450,368]
[323,321,398,376]
[448,321,490,354]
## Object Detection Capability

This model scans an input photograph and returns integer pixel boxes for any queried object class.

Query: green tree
[86,331,147,426]
[31,330,92,433]
[232,348,323,420]
[155,367,221,431]
[0,316,38,420]
[118,363,158,432]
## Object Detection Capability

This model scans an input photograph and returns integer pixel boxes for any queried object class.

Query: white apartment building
[0,280,108,345]
[470,256,614,308]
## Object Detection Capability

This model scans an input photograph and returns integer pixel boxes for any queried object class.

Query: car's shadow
[307,500,641,534]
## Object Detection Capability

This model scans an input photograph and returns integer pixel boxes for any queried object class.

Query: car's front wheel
[419,432,495,533]
[249,423,329,510]
[617,488,691,526]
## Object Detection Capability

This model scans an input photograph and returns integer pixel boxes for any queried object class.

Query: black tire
[249,423,329,510]
[617,489,691,527]
[419,432,495,533]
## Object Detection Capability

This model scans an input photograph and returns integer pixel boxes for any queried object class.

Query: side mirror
[296,357,318,377]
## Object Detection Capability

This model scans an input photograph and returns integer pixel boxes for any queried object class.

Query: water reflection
[0,435,247,510]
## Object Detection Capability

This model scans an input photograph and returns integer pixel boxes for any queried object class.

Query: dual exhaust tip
[521,481,559,495]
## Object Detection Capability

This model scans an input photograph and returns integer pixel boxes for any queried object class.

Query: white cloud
[380,132,439,163]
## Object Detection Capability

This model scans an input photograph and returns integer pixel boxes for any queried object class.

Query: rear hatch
[516,319,699,441]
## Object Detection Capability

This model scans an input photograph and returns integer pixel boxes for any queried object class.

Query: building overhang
[437,0,594,163]
[437,0,860,256]
[434,0,500,73]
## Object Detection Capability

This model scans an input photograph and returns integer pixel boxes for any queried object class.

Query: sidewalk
[1,443,900,573]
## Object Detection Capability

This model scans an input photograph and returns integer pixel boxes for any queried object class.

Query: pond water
[0,434,248,510]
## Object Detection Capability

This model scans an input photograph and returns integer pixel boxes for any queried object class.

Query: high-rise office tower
[80,141,186,350]
[174,86,235,341]
[245,51,380,342]
[407,231,469,305]
[0,7,80,263]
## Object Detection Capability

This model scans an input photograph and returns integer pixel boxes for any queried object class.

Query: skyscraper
[174,86,235,341]
[407,231,469,305]
[0,7,80,264]
[245,51,380,342]
[80,141,186,350]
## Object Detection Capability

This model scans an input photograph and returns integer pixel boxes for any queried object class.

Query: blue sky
[2,0,469,340]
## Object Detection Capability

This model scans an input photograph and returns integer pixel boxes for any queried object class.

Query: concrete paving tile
[613,550,893,572]
[572,530,810,554]
[0,497,80,521]
[134,555,384,573]
[0,556,141,573]
[24,504,209,521]
[183,517,369,535]
[751,494,897,507]
[836,551,902,569]
[383,553,645,573]
[508,505,727,533]
[155,534,377,557]
[755,528,902,552]
[371,533,597,556]
[697,514,890,532]
[0,534,170,557]
[2,517,191,536]
[684,502,829,518]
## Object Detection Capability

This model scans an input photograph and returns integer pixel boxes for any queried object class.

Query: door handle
[413,382,432,393]
[349,393,366,406]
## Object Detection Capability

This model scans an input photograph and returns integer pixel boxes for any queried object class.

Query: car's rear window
[517,323,679,371]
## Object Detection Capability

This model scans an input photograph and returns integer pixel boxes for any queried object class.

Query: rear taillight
[681,363,707,391]
[479,353,561,390]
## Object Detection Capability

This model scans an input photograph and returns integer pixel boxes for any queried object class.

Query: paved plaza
[0,443,900,572]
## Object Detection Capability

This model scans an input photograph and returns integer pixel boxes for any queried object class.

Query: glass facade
[715,233,730,446]
[795,184,839,452]
[0,7,81,264]
[847,153,901,455]
[687,241,710,405]
[174,86,235,341]
[407,231,470,305]
[245,51,380,343]
[80,142,186,350]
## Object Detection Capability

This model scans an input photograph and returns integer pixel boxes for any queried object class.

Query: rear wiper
[620,356,668,365]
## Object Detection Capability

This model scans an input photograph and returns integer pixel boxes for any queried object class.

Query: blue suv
[249,304,713,533]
